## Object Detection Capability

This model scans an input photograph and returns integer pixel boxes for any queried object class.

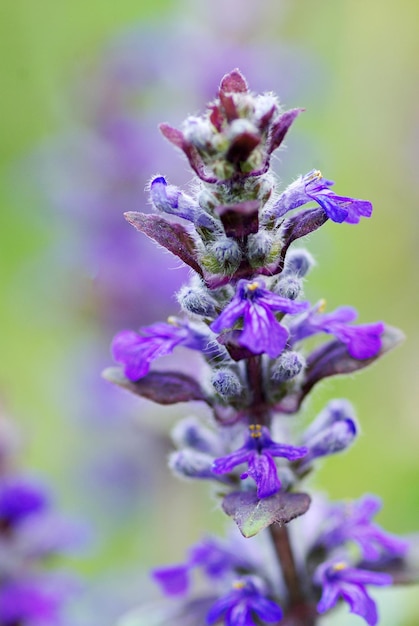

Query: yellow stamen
[167,316,178,325]
[317,299,327,313]
[246,282,259,292]
[307,169,322,182]
[333,562,347,572]
[232,580,246,590]
[249,424,262,438]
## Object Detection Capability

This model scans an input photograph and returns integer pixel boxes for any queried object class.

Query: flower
[206,578,283,626]
[314,560,392,626]
[317,495,409,561]
[0,576,74,626]
[290,302,384,360]
[111,319,208,381]
[0,476,49,526]
[268,170,373,224]
[152,536,255,597]
[210,279,309,359]
[212,425,307,498]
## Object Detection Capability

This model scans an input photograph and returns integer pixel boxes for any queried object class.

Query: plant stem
[269,524,302,604]
[269,524,318,626]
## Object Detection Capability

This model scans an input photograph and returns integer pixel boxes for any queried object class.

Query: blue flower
[0,476,49,526]
[152,536,255,597]
[212,425,307,498]
[206,578,283,626]
[317,495,409,561]
[210,279,309,359]
[268,170,372,224]
[111,319,208,381]
[314,560,392,626]
[290,302,384,360]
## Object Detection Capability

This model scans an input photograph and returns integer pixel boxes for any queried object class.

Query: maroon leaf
[222,490,311,538]
[219,69,248,95]
[159,124,217,183]
[268,108,304,154]
[226,132,261,166]
[124,212,203,277]
[102,367,209,405]
[276,325,404,414]
[265,208,328,278]
[215,200,260,237]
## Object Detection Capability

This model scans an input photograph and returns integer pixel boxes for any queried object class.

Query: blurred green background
[0,0,418,623]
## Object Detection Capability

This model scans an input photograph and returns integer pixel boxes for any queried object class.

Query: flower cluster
[0,473,84,625]
[108,70,414,626]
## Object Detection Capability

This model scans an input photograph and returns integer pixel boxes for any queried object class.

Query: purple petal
[240,304,289,358]
[152,565,190,596]
[267,443,308,462]
[340,584,378,626]
[334,322,384,359]
[212,449,253,475]
[210,295,246,334]
[317,582,340,613]
[249,595,283,622]
[247,453,281,498]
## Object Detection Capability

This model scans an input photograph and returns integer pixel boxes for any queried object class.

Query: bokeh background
[1,0,418,623]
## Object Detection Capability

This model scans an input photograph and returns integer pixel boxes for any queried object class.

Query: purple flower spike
[206,578,283,626]
[318,495,409,561]
[112,319,206,381]
[212,425,307,498]
[290,302,384,360]
[269,170,372,224]
[314,560,392,626]
[210,279,309,359]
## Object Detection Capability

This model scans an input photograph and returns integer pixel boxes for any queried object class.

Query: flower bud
[271,351,305,382]
[171,417,221,455]
[300,418,358,468]
[283,248,315,277]
[182,116,214,150]
[303,399,356,442]
[168,449,216,480]
[247,231,274,267]
[273,276,302,300]
[177,285,217,318]
[211,369,243,399]
[205,237,242,274]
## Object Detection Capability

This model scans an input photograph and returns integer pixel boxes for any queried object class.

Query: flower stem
[268,524,318,625]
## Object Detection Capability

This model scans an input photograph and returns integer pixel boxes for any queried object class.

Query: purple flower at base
[210,279,309,359]
[314,560,392,626]
[0,476,49,527]
[212,425,307,498]
[290,302,384,360]
[206,578,283,626]
[317,495,409,561]
[111,319,208,381]
[152,536,255,597]
[0,576,74,626]
[267,170,372,224]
